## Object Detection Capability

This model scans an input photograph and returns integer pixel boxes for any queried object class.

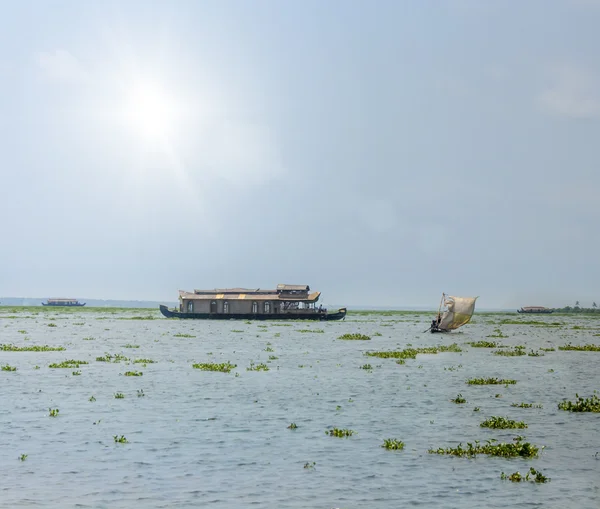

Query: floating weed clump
[0,344,65,352]
[501,467,550,483]
[19,454,27,461]
[124,371,143,377]
[1,364,17,371]
[82,337,95,341]
[303,462,316,469]
[338,333,371,340]
[89,396,96,402]
[133,358,155,364]
[540,347,555,352]
[114,392,125,399]
[174,333,196,338]
[480,416,528,429]
[487,328,508,338]
[494,346,526,357]
[382,439,405,450]
[287,423,298,429]
[49,359,88,368]
[429,437,539,458]
[268,355,279,360]
[558,343,600,352]
[247,362,269,372]
[123,344,140,349]
[192,362,237,373]
[558,394,600,412]
[96,353,129,363]
[366,343,462,360]
[297,329,324,333]
[360,364,373,370]
[451,394,467,404]
[467,377,516,385]
[72,370,81,376]
[47,323,57,327]
[113,435,128,443]
[468,340,499,348]
[265,346,274,352]
[511,402,543,409]
[48,408,59,417]
[327,428,355,438]
[137,389,145,397]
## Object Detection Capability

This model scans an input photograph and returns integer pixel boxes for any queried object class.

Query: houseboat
[517,306,553,314]
[159,284,347,321]
[42,298,86,307]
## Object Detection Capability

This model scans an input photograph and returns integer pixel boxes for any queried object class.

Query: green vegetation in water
[18,330,27,334]
[247,362,269,372]
[89,396,96,402]
[192,362,237,373]
[473,407,480,412]
[326,428,355,438]
[49,359,89,368]
[1,364,17,371]
[19,454,27,461]
[303,462,316,469]
[113,435,128,443]
[72,370,81,376]
[558,343,600,352]
[287,422,298,429]
[268,355,278,360]
[501,467,550,483]
[124,371,143,376]
[500,319,563,326]
[48,408,59,417]
[527,350,543,357]
[338,333,371,340]
[0,344,65,352]
[511,402,543,409]
[297,329,324,333]
[451,394,467,404]
[540,347,555,352]
[493,346,526,357]
[114,392,125,399]
[365,343,462,360]
[373,332,382,337]
[123,344,140,349]
[82,337,95,341]
[467,340,498,348]
[134,358,155,364]
[486,328,508,338]
[137,389,145,397]
[558,393,600,412]
[231,329,244,333]
[264,346,274,352]
[360,364,373,370]
[467,377,516,385]
[95,353,129,363]
[429,437,539,458]
[173,333,196,338]
[382,439,405,450]
[480,416,528,429]
[47,323,57,327]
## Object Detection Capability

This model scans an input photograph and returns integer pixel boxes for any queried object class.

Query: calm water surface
[1,308,599,508]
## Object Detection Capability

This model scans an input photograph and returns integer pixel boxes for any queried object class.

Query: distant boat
[159,284,347,321]
[517,306,553,314]
[42,298,86,307]
[427,293,478,333]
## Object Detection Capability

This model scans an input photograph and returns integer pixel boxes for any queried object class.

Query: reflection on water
[0,308,599,508]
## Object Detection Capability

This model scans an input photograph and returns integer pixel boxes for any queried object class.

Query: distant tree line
[553,301,599,313]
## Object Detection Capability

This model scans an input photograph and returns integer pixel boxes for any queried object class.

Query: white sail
[438,295,478,330]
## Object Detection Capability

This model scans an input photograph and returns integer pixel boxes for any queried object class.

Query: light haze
[1,0,598,309]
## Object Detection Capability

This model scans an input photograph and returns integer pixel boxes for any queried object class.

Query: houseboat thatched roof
[179,290,321,302]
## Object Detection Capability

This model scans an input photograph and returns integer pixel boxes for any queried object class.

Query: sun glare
[123,82,176,141]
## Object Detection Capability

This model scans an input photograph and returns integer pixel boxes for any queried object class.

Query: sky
[1,0,599,309]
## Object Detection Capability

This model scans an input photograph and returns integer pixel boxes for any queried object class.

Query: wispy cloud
[537,65,600,119]
[36,49,88,84]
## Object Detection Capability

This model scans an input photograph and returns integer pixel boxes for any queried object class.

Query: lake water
[1,307,599,508]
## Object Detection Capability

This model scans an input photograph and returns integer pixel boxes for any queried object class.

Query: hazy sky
[1,0,599,309]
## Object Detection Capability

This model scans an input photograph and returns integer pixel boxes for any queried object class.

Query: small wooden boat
[427,293,477,333]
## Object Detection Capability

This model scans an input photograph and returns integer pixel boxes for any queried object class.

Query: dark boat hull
[517,309,553,314]
[159,305,346,321]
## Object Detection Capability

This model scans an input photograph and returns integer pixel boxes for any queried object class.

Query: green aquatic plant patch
[1,364,17,371]
[558,393,600,412]
[287,422,298,429]
[338,333,371,340]
[558,343,600,352]
[451,394,466,404]
[0,344,65,351]
[365,343,462,360]
[429,437,539,458]
[123,371,143,376]
[247,362,269,371]
[133,358,155,364]
[49,360,88,368]
[48,408,59,417]
[113,435,128,443]
[96,353,129,363]
[174,333,196,338]
[486,328,508,338]
[467,377,517,385]
[123,344,140,349]
[192,362,237,373]
[114,392,125,399]
[382,439,404,450]
[511,402,543,409]
[501,467,550,483]
[467,340,499,348]
[493,347,526,357]
[480,416,528,429]
[327,428,355,438]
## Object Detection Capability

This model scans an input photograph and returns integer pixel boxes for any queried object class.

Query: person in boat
[431,315,441,330]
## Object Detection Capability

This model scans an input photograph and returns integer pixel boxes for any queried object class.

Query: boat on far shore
[517,306,553,314]
[42,298,86,307]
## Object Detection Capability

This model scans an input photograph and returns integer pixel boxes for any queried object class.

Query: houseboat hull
[42,302,86,307]
[159,305,346,321]
[517,308,553,314]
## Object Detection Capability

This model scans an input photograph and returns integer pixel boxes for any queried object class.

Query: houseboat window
[252,301,258,313]
[210,301,217,313]
[223,301,229,314]
[264,302,271,313]
[187,301,193,313]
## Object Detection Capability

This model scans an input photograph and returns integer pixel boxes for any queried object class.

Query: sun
[123,82,176,141]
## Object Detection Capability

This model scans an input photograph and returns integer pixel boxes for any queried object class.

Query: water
[1,308,599,508]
